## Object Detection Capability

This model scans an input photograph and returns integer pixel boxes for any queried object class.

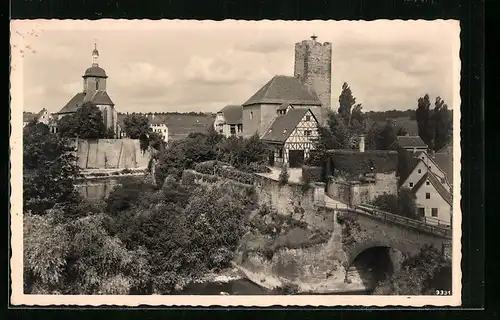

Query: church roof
[217,105,242,125]
[58,93,85,114]
[84,66,107,78]
[242,75,322,107]
[261,108,313,143]
[57,91,114,114]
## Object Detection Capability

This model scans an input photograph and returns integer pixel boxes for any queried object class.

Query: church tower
[294,35,332,125]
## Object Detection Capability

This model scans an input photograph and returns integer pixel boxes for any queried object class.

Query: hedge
[181,169,221,186]
[193,160,231,175]
[302,165,323,183]
[215,166,255,185]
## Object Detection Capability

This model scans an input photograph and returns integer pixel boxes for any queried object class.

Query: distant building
[54,44,119,137]
[23,109,57,133]
[410,171,452,226]
[148,115,169,143]
[261,105,319,168]
[214,105,243,137]
[394,135,428,152]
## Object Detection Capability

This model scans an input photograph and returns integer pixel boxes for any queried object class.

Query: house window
[426,181,430,185]
[305,115,311,121]
[278,148,283,158]
[431,208,438,217]
[230,125,236,135]
[304,130,311,137]
[426,192,431,199]
[409,182,414,187]
[418,169,422,173]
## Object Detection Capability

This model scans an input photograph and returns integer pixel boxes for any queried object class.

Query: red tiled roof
[411,171,452,206]
[217,105,242,125]
[396,136,428,148]
[242,75,322,107]
[261,108,314,143]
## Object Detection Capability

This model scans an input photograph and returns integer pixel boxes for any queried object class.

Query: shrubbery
[372,188,417,219]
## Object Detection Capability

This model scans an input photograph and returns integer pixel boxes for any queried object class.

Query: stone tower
[294,35,332,125]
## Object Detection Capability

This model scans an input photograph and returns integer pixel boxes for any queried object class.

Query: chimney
[359,135,365,153]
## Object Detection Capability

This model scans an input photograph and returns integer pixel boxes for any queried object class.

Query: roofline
[411,172,452,206]
[82,74,108,79]
[242,100,322,107]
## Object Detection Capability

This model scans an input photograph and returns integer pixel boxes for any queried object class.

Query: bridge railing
[355,204,452,239]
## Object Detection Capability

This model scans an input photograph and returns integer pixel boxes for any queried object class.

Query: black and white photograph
[10,19,461,306]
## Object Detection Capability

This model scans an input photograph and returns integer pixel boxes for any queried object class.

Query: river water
[176,279,371,295]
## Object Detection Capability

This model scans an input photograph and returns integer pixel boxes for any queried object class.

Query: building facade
[261,106,319,168]
[411,172,452,226]
[54,44,119,137]
[214,105,243,138]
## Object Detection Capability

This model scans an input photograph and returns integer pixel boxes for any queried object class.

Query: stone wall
[75,138,151,169]
[294,39,332,126]
[327,172,398,206]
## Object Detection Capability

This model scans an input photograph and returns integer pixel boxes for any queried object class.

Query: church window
[250,111,253,119]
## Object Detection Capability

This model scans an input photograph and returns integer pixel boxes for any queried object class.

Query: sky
[12,20,460,114]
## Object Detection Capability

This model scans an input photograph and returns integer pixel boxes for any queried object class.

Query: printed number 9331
[435,290,451,295]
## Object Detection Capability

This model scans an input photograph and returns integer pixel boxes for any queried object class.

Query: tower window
[250,111,253,120]
[96,81,99,90]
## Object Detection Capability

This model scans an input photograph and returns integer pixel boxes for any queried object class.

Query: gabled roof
[57,93,85,114]
[261,108,313,143]
[411,172,452,206]
[436,142,453,154]
[217,105,242,125]
[413,150,453,186]
[242,75,322,107]
[396,136,428,148]
[327,149,399,179]
[90,91,114,106]
[35,108,48,119]
[57,91,114,114]
[434,151,453,185]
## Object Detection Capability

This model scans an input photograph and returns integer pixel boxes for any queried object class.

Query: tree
[416,94,453,152]
[23,122,82,214]
[398,187,417,219]
[416,94,432,147]
[374,245,451,295]
[123,114,151,139]
[376,120,397,150]
[338,82,356,125]
[431,97,453,151]
[279,165,290,185]
[57,102,107,139]
[396,126,408,136]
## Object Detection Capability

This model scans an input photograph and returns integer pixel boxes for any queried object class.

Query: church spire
[92,41,99,66]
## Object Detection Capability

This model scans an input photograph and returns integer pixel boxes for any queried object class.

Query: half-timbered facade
[261,107,319,168]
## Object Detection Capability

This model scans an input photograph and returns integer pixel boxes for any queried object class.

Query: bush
[216,166,255,185]
[302,165,323,183]
[278,165,290,185]
[275,282,299,295]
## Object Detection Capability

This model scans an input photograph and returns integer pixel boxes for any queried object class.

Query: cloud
[234,39,291,54]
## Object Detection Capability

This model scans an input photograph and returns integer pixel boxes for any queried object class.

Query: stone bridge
[325,203,452,270]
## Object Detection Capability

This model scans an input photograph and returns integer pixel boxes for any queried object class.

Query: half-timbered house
[260,106,319,168]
